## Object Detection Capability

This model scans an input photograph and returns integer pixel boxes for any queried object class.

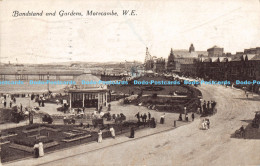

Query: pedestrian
[9,100,12,108]
[191,113,195,121]
[98,130,102,143]
[33,142,39,158]
[38,100,41,107]
[207,119,210,129]
[140,114,143,122]
[42,99,45,107]
[143,113,147,123]
[38,142,44,157]
[135,112,140,122]
[108,103,111,111]
[199,107,202,114]
[29,112,33,125]
[178,113,183,121]
[150,117,156,128]
[185,113,189,121]
[160,113,165,124]
[130,127,135,138]
[110,126,115,139]
[20,103,23,111]
[148,112,151,120]
[13,97,16,104]
[4,100,6,108]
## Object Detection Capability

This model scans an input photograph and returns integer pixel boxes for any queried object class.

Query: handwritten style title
[12,10,137,17]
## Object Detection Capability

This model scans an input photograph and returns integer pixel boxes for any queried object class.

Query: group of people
[1,95,16,108]
[97,125,117,143]
[198,100,217,115]
[178,112,195,122]
[33,141,44,158]
[135,112,151,123]
[97,125,136,143]
[200,118,210,130]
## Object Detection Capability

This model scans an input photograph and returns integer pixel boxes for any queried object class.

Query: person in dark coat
[20,103,23,111]
[135,112,140,122]
[4,100,6,108]
[143,113,147,123]
[178,113,183,121]
[130,127,135,138]
[29,112,33,125]
[42,100,45,107]
[160,113,165,124]
[148,112,151,120]
[191,113,195,121]
[150,117,156,128]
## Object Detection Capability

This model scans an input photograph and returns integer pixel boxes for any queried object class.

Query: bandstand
[68,74,108,109]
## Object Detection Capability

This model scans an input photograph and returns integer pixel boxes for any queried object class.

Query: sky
[0,0,260,64]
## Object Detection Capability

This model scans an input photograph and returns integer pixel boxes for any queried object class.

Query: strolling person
[110,126,116,139]
[135,112,140,122]
[143,113,147,123]
[206,119,210,129]
[42,98,45,107]
[20,103,23,111]
[33,142,39,158]
[3,99,6,108]
[178,113,183,121]
[9,100,12,108]
[197,107,201,114]
[160,113,165,124]
[185,113,189,121]
[108,103,111,111]
[184,107,187,115]
[148,112,151,120]
[98,130,103,143]
[130,127,135,138]
[150,117,156,128]
[38,100,41,107]
[191,113,195,121]
[38,142,44,157]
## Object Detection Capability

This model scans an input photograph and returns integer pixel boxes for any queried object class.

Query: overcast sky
[0,0,260,64]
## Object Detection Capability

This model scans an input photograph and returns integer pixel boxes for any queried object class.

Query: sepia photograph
[0,0,260,165]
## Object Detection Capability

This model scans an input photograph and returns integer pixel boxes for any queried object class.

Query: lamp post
[47,73,50,92]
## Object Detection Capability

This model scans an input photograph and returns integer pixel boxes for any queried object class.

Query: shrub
[152,93,157,98]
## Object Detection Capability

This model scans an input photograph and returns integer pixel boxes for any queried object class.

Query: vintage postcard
[0,0,260,165]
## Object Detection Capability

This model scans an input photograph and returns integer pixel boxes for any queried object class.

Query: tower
[189,43,195,53]
[144,47,154,70]
[167,48,176,72]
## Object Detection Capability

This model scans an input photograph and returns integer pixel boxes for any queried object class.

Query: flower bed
[62,133,92,142]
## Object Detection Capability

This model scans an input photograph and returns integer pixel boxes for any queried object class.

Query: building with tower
[144,47,154,71]
[167,48,176,72]
[189,43,195,53]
